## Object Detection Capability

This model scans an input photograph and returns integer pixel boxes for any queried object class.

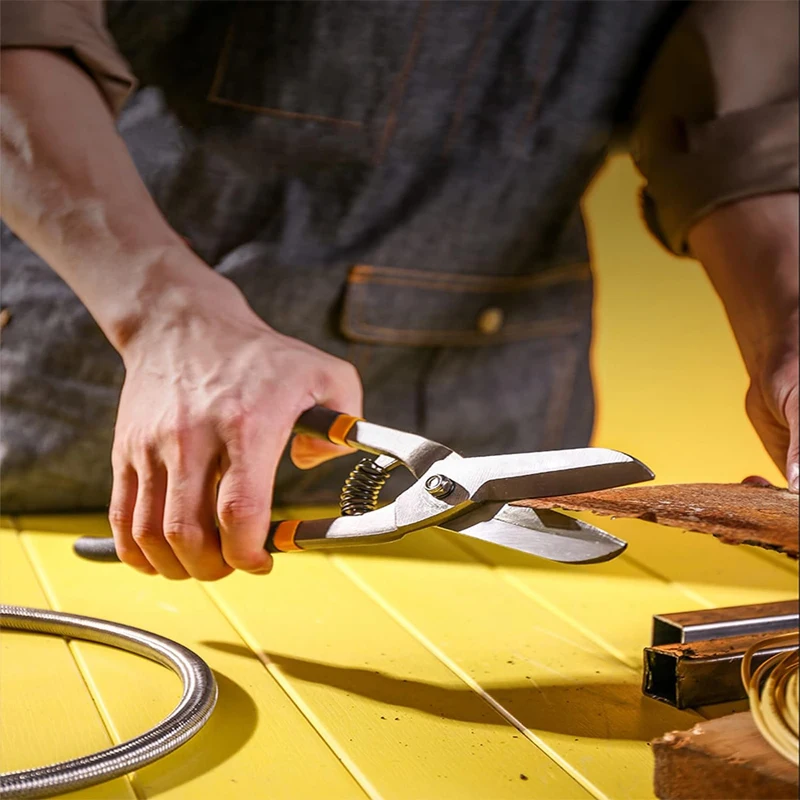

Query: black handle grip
[293,406,343,439]
[293,406,360,446]
[73,536,121,561]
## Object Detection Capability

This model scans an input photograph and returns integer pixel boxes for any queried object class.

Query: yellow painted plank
[447,516,795,671]
[208,548,588,800]
[446,533,704,669]
[18,515,367,800]
[0,526,135,799]
[587,516,798,609]
[331,530,700,800]
[748,547,799,576]
[445,524,795,725]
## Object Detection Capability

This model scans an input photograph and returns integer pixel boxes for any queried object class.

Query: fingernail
[742,475,773,488]
[789,463,799,493]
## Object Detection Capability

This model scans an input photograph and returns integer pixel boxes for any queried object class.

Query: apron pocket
[340,262,591,347]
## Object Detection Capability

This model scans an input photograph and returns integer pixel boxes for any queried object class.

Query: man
[1,1,797,581]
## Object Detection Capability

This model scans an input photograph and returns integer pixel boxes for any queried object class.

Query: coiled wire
[0,605,218,799]
[340,457,391,516]
[741,631,799,766]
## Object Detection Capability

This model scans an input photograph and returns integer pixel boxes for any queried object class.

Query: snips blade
[439,503,626,564]
[445,448,654,503]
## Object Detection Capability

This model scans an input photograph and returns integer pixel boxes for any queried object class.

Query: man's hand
[743,330,798,491]
[689,193,799,491]
[0,48,361,579]
[111,268,361,581]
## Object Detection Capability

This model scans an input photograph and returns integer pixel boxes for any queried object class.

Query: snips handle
[73,407,360,563]
[293,406,363,447]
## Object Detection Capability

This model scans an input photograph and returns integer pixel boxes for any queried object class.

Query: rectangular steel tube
[651,600,799,646]
[642,631,798,709]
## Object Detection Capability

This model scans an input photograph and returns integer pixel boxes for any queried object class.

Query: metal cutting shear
[74,406,654,565]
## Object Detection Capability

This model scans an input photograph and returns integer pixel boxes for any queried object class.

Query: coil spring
[340,457,391,516]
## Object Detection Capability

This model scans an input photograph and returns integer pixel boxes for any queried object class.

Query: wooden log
[652,712,798,799]
[516,483,799,558]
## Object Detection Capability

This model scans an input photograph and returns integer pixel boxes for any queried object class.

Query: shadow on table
[136,670,258,796]
[203,641,690,741]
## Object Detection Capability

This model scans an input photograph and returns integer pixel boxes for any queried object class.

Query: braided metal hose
[0,605,218,799]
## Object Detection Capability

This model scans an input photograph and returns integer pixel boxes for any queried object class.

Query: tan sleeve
[631,0,799,256]
[0,0,136,116]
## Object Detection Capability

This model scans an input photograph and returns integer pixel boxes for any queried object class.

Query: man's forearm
[0,48,204,351]
[689,194,799,371]
[689,193,799,487]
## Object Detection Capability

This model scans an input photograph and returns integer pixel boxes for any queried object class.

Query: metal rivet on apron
[477,307,504,335]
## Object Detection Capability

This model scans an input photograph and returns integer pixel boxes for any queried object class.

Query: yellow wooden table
[2,159,796,799]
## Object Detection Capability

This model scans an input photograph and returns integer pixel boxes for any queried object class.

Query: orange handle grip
[265,520,304,553]
[293,407,362,447]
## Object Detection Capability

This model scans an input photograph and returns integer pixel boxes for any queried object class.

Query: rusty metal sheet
[515,483,799,558]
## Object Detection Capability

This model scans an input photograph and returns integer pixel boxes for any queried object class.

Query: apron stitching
[207,17,363,127]
[515,0,563,148]
[349,262,591,290]
[442,0,501,157]
[348,269,591,293]
[207,20,236,102]
[208,96,364,127]
[374,0,432,164]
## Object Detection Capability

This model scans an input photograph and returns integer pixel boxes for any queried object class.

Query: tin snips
[74,406,653,565]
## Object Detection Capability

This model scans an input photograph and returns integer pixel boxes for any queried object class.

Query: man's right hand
[0,48,362,579]
[109,266,362,581]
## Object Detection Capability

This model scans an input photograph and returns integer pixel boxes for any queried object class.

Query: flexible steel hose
[741,631,799,766]
[0,605,218,799]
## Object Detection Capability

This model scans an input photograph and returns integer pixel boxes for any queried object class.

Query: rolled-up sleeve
[631,0,799,256]
[0,0,136,116]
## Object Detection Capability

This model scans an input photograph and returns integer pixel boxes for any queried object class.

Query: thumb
[785,387,799,493]
[290,362,363,470]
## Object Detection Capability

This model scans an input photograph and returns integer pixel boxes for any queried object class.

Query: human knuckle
[108,506,133,531]
[337,359,360,384]
[218,405,250,437]
[128,435,160,465]
[218,495,263,526]
[111,446,130,471]
[116,544,147,568]
[163,520,208,541]
[131,522,163,545]
[161,421,196,449]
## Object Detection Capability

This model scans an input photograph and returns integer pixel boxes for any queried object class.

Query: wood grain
[652,712,798,799]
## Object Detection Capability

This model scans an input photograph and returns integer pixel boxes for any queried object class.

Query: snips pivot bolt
[425,474,455,499]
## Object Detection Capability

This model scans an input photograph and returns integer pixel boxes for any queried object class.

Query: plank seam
[16,530,141,800]
[447,534,644,670]
[330,555,605,800]
[201,582,380,800]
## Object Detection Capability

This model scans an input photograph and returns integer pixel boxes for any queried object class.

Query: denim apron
[0,0,685,511]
